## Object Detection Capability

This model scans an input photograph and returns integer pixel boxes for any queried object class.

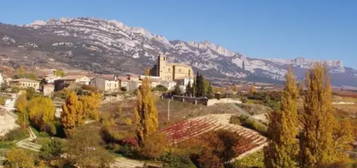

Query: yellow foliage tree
[134,77,159,146]
[299,64,353,168]
[5,148,35,168]
[61,91,84,136]
[264,68,299,168]
[15,93,29,128]
[79,92,102,121]
[27,96,56,134]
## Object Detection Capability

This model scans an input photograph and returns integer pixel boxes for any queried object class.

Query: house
[0,73,4,86]
[43,74,61,84]
[175,78,194,92]
[10,78,40,90]
[150,54,194,81]
[54,75,91,91]
[62,75,91,85]
[117,76,129,91]
[127,80,142,91]
[42,84,55,96]
[159,80,177,91]
[90,75,120,92]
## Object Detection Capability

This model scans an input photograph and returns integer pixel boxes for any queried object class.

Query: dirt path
[110,157,145,168]
[16,128,41,152]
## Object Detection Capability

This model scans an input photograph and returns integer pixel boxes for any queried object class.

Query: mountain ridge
[0,17,356,87]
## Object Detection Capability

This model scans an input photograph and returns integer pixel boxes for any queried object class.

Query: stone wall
[206,98,242,106]
[169,96,241,106]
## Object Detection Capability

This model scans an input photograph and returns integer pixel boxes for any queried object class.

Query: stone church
[150,54,194,81]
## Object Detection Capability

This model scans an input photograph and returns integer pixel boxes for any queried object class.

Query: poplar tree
[61,91,84,136]
[79,92,102,121]
[264,68,299,168]
[299,64,353,168]
[27,96,56,134]
[15,93,29,128]
[134,77,159,146]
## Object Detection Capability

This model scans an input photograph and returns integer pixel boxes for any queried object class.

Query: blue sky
[1,0,357,68]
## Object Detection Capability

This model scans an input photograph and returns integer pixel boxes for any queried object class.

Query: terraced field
[161,114,267,159]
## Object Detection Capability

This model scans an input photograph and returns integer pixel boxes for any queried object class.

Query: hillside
[0,17,356,87]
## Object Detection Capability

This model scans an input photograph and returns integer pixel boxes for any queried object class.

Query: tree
[195,72,205,97]
[40,138,64,160]
[15,93,29,128]
[153,85,168,92]
[64,126,114,168]
[173,84,182,95]
[264,68,299,168]
[101,105,133,143]
[186,81,193,96]
[5,148,35,168]
[53,69,65,77]
[206,82,213,98]
[299,64,353,168]
[194,72,212,98]
[61,91,84,136]
[79,92,102,121]
[140,132,168,159]
[190,130,240,168]
[27,96,56,134]
[134,77,159,146]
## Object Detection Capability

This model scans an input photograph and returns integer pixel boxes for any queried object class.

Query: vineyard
[161,114,267,159]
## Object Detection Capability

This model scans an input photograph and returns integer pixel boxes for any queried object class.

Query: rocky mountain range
[0,17,356,87]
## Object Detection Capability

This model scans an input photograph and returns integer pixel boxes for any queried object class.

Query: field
[161,114,267,159]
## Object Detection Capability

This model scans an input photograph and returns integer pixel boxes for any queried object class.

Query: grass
[0,141,15,149]
[1,128,29,141]
[232,150,264,168]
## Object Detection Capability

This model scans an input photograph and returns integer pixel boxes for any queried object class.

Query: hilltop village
[0,54,356,168]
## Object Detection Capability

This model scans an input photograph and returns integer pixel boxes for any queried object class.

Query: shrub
[190,130,241,168]
[0,95,6,105]
[160,153,196,168]
[120,87,127,92]
[230,115,268,136]
[139,132,169,159]
[229,115,241,125]
[153,85,168,92]
[117,144,140,158]
[232,150,264,168]
[40,138,64,160]
[4,148,36,168]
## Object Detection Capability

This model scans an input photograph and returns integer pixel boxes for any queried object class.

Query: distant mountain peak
[1,17,356,87]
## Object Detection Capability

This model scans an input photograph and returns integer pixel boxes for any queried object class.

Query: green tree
[61,91,84,136]
[195,72,205,97]
[264,68,299,168]
[194,72,213,98]
[27,96,56,134]
[173,84,182,95]
[299,64,353,168]
[53,69,65,77]
[206,81,213,98]
[134,77,159,146]
[5,148,35,168]
[40,138,64,160]
[185,81,193,96]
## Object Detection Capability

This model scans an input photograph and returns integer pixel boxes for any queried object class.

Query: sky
[1,0,357,68]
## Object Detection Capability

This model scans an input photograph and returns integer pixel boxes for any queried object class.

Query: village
[0,53,288,168]
[0,52,356,168]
